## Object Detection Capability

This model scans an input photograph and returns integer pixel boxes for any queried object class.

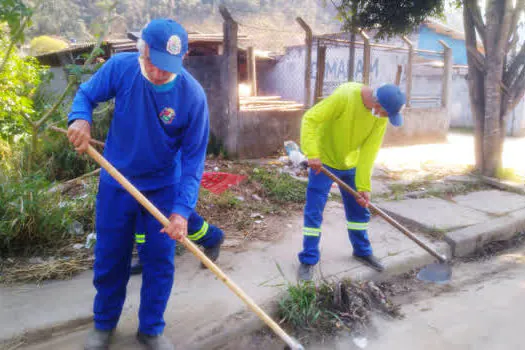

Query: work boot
[200,236,224,269]
[137,331,175,350]
[353,254,385,272]
[84,328,113,350]
[297,263,314,281]
[130,260,143,275]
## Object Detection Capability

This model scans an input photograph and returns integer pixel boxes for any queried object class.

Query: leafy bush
[0,32,46,141]
[29,35,68,55]
[35,101,113,182]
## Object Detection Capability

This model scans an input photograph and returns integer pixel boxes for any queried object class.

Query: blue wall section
[417,25,468,65]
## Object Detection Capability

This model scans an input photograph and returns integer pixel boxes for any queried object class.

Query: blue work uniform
[68,52,210,335]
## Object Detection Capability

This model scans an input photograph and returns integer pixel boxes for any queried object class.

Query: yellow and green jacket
[300,82,388,192]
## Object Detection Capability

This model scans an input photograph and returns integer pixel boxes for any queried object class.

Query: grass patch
[382,178,491,201]
[278,279,402,339]
[496,167,525,182]
[250,168,306,203]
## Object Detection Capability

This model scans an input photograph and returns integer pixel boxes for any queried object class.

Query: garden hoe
[54,129,304,350]
[301,161,452,284]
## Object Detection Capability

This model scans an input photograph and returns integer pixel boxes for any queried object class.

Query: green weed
[250,168,306,203]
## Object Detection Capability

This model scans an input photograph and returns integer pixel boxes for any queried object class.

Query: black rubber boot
[130,260,143,275]
[137,331,175,350]
[84,328,113,350]
[200,236,224,269]
[353,254,385,272]
[297,263,314,281]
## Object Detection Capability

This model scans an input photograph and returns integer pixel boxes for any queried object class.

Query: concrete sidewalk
[377,189,525,257]
[1,201,448,349]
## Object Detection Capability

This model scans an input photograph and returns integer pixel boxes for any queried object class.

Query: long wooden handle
[49,126,105,147]
[49,126,106,147]
[84,145,303,350]
[319,167,447,263]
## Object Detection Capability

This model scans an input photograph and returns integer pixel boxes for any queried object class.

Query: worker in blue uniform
[67,18,222,350]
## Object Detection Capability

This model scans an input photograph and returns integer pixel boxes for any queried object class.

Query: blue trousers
[93,181,222,335]
[298,166,372,265]
[135,212,224,251]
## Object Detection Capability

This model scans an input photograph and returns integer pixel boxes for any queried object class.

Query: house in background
[417,20,524,136]
[256,19,525,137]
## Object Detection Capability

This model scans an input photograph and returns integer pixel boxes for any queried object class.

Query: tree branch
[509,78,525,112]
[467,46,486,71]
[466,0,487,51]
[506,0,525,53]
[35,81,74,128]
[509,66,525,98]
[463,2,485,170]
[503,43,525,87]
[0,15,31,75]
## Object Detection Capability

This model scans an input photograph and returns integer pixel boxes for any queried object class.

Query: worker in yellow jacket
[298,82,406,281]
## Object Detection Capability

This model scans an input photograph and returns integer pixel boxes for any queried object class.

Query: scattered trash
[284,141,306,167]
[213,167,219,171]
[254,220,263,224]
[287,224,293,228]
[236,196,245,202]
[73,244,84,250]
[85,233,97,249]
[68,220,84,236]
[250,213,264,219]
[201,172,247,195]
[352,336,368,349]
[251,194,262,201]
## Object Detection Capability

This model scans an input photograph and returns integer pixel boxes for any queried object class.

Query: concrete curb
[445,208,525,257]
[0,316,93,349]
[182,242,451,350]
[1,242,451,350]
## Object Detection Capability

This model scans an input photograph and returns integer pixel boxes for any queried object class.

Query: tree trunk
[463,4,485,171]
[464,1,514,177]
[481,0,512,176]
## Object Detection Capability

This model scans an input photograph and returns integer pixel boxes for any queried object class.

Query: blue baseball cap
[374,84,406,127]
[141,19,188,74]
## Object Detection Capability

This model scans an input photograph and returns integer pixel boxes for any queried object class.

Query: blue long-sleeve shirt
[68,52,209,219]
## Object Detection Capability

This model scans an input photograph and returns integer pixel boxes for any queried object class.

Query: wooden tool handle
[49,126,105,147]
[84,145,303,350]
[319,167,447,263]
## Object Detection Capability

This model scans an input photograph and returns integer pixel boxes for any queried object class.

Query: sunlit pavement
[376,132,525,181]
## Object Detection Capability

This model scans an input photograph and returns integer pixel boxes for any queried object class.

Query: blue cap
[141,19,188,74]
[375,84,406,127]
